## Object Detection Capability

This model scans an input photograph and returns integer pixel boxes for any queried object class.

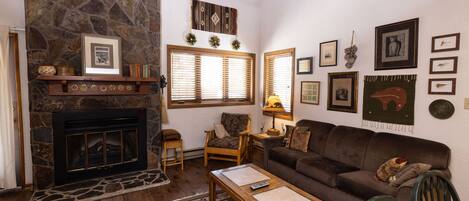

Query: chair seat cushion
[207,136,239,149]
[337,170,398,199]
[296,158,359,187]
[269,147,321,169]
[161,129,181,141]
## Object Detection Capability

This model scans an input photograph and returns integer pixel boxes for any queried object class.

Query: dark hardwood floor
[0,158,235,201]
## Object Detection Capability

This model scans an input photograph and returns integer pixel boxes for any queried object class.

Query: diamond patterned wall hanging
[192,0,238,35]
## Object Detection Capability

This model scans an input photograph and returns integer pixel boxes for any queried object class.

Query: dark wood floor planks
[0,158,234,201]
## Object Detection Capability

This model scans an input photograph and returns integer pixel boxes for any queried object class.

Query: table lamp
[263,95,285,136]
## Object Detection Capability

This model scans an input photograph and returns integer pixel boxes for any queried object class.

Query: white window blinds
[168,46,255,108]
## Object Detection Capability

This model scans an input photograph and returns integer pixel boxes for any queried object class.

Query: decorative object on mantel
[56,63,75,76]
[344,31,358,68]
[428,78,456,95]
[263,95,285,136]
[36,75,158,96]
[327,72,358,113]
[319,40,338,67]
[430,57,458,74]
[185,32,197,46]
[192,0,238,35]
[432,33,460,53]
[38,65,56,76]
[232,39,241,50]
[82,34,122,76]
[209,35,220,48]
[375,18,419,70]
[362,75,416,133]
[429,99,455,120]
[30,168,169,201]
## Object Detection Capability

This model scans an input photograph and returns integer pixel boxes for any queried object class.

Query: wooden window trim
[263,48,295,121]
[167,45,256,109]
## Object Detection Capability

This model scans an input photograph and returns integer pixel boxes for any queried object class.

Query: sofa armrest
[261,136,284,168]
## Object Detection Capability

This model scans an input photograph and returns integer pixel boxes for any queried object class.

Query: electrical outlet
[465,98,469,109]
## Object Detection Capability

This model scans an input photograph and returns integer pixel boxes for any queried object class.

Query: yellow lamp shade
[263,95,285,113]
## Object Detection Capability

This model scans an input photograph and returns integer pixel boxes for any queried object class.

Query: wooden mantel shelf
[37,75,158,96]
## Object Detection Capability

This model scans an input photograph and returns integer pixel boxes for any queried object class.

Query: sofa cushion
[296,158,359,187]
[323,126,374,169]
[207,136,239,149]
[269,147,321,168]
[363,132,451,171]
[337,170,398,199]
[296,120,335,154]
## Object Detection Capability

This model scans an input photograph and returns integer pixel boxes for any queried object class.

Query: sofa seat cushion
[337,170,398,199]
[269,147,321,168]
[296,158,359,187]
[207,136,239,149]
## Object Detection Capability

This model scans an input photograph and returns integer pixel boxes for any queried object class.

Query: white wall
[0,0,33,185]
[259,0,469,199]
[161,0,263,150]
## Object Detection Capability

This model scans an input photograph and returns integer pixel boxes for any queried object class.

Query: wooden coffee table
[208,164,321,201]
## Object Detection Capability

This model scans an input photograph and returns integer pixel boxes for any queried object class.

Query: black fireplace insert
[53,109,147,185]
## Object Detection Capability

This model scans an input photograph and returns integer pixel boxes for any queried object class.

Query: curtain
[0,25,17,189]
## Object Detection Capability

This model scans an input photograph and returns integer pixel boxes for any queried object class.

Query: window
[264,48,295,120]
[168,45,255,108]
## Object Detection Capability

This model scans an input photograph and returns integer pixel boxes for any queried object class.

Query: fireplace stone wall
[25,0,161,189]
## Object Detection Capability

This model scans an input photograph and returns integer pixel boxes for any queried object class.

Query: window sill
[168,100,255,109]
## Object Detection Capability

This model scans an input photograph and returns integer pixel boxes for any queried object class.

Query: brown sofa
[263,120,451,201]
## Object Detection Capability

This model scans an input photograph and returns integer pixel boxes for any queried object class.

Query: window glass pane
[228,58,249,99]
[273,56,292,112]
[201,55,223,100]
[171,53,196,101]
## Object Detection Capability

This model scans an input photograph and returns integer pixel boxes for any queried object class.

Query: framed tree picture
[82,34,122,76]
[432,33,460,52]
[375,18,419,70]
[320,40,338,67]
[297,57,313,74]
[327,72,358,113]
[301,81,320,105]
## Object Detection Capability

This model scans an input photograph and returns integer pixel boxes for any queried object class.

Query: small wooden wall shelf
[37,75,158,96]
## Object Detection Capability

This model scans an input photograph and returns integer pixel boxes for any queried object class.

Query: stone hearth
[25,0,161,189]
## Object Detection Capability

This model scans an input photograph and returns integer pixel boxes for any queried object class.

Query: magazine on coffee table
[221,166,270,186]
[253,186,309,201]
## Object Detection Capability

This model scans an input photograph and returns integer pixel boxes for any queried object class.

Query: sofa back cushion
[296,120,336,154]
[324,126,374,168]
[363,132,451,171]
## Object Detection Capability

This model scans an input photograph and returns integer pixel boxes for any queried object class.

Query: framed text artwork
[320,40,338,67]
[432,33,460,52]
[327,72,358,113]
[82,34,122,76]
[375,18,419,70]
[297,57,313,74]
[301,81,320,105]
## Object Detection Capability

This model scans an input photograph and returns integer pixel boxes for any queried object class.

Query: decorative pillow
[289,127,311,152]
[221,113,249,137]
[389,163,432,187]
[376,157,408,182]
[214,123,229,139]
[283,125,296,147]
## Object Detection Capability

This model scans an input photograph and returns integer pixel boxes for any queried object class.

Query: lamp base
[267,128,281,136]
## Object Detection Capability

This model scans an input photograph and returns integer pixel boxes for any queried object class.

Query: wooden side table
[248,133,276,168]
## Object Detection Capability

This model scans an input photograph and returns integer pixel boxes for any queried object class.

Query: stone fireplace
[25,0,161,189]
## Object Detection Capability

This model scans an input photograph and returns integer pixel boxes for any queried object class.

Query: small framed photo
[430,57,458,74]
[428,78,456,95]
[432,33,460,53]
[375,18,419,70]
[327,72,358,113]
[82,34,122,76]
[301,81,320,105]
[320,40,338,67]
[297,57,313,74]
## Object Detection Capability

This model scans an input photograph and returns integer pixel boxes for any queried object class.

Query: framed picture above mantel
[375,18,419,70]
[82,34,122,76]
